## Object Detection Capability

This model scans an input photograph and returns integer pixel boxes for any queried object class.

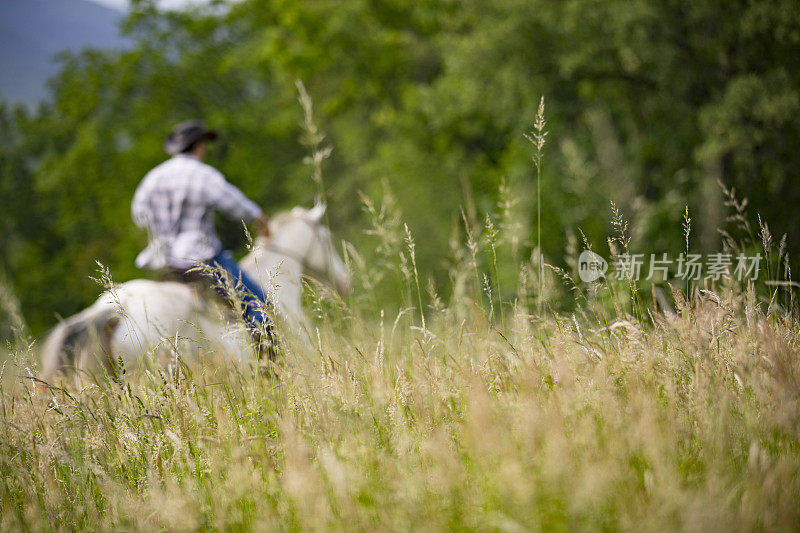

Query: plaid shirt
[132,154,262,270]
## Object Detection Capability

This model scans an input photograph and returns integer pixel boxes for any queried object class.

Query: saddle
[158,267,277,361]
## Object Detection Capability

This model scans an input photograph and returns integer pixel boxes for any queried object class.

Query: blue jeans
[206,250,270,330]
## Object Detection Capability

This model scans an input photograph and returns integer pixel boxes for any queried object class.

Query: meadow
[1,201,799,531]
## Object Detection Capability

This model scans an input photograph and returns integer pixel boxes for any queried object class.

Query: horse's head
[259,204,351,295]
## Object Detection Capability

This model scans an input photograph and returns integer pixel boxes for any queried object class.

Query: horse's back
[105,279,206,365]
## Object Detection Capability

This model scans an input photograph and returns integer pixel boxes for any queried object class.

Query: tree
[2,0,799,337]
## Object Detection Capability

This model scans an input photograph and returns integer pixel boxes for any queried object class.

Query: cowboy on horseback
[131,120,272,341]
[41,121,350,378]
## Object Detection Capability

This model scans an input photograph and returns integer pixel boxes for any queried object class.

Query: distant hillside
[0,0,127,108]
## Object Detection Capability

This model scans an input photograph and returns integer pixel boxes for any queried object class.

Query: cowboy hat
[164,119,218,155]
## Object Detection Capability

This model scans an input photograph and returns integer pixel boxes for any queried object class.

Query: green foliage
[1,0,800,334]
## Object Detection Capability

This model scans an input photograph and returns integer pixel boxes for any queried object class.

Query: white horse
[41,204,350,379]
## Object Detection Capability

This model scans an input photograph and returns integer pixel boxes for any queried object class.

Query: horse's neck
[242,247,303,289]
[240,236,306,317]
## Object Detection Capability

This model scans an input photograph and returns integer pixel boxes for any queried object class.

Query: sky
[86,0,206,10]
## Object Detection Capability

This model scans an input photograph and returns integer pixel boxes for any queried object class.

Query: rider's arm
[204,168,263,225]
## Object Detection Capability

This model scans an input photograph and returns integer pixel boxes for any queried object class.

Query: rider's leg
[206,250,271,331]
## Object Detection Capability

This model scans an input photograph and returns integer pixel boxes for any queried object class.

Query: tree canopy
[2,0,799,335]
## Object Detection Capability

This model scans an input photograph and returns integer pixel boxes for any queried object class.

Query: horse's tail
[41,302,120,380]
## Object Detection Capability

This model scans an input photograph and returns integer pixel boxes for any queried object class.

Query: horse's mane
[255,207,312,246]
[268,206,317,231]
[269,210,299,228]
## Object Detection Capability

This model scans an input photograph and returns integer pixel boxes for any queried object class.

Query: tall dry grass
[1,94,798,531]
[2,208,799,530]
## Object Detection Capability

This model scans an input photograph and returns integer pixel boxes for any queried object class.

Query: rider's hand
[254,215,271,238]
